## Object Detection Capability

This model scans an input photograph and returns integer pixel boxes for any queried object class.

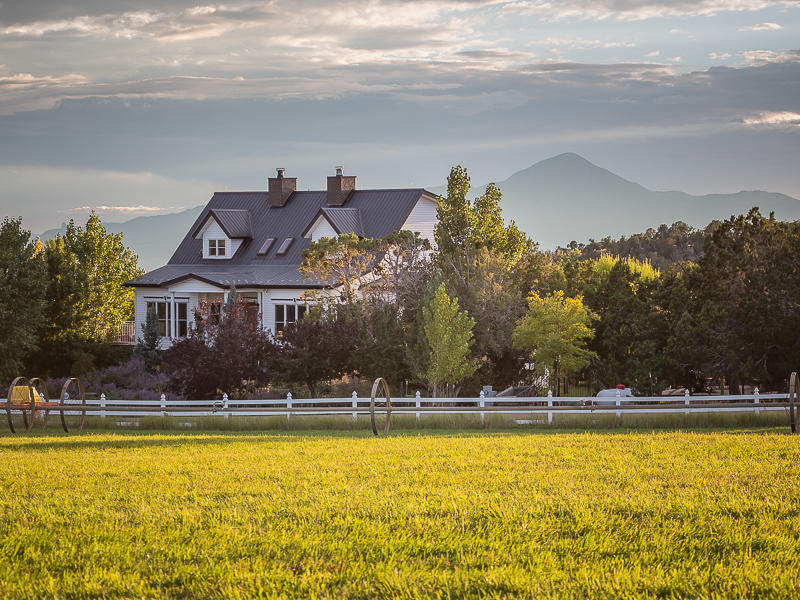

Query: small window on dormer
[208,239,226,257]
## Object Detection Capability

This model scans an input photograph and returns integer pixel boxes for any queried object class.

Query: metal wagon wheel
[369,377,392,436]
[59,378,86,434]
[29,377,53,430]
[6,377,35,434]
[790,372,798,434]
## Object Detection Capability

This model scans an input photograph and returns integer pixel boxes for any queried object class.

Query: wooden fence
[7,389,789,423]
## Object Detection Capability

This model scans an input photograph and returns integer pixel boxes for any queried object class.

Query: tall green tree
[563,254,666,392]
[435,166,528,270]
[513,291,597,394]
[0,217,47,382]
[683,209,800,391]
[421,284,478,396]
[434,166,532,391]
[44,213,143,343]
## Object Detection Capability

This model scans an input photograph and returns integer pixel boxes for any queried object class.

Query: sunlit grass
[1,429,798,598]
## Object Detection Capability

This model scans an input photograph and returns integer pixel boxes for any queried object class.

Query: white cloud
[644,50,660,57]
[743,111,800,126]
[709,52,733,60]
[739,22,783,30]
[529,37,636,49]
[741,49,800,64]
[502,1,800,21]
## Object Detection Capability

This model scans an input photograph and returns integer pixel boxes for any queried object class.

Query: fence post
[479,390,485,425]
[615,389,621,418]
[160,393,167,416]
[754,387,760,416]
[415,390,421,423]
[100,393,106,420]
[684,388,690,415]
[286,392,292,422]
[352,390,358,421]
[222,393,229,420]
[547,389,553,424]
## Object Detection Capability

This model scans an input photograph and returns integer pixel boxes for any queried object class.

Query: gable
[192,209,252,239]
[304,214,339,241]
[401,196,438,245]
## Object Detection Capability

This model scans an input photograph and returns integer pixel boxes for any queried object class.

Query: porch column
[170,291,177,339]
[258,291,264,328]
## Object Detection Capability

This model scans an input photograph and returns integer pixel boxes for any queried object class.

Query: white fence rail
[5,390,790,422]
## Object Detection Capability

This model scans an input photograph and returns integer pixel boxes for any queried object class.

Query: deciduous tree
[165,294,273,399]
[513,291,596,394]
[299,233,383,304]
[0,217,47,382]
[422,284,478,396]
[44,213,143,343]
[272,309,358,397]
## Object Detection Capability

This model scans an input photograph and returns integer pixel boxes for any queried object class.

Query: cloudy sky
[1,0,799,232]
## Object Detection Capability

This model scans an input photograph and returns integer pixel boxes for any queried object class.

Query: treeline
[160,168,800,398]
[0,215,142,382]
[560,221,708,270]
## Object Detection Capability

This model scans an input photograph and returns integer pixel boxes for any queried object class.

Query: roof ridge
[213,188,430,195]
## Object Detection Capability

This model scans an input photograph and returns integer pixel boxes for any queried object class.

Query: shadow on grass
[0,417,792,453]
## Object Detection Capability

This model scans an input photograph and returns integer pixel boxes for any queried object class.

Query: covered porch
[132,277,314,347]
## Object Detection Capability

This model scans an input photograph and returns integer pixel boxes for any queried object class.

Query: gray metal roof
[126,264,322,288]
[127,187,437,289]
[320,207,364,237]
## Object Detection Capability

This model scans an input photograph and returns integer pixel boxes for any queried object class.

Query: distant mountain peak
[544,152,593,164]
[453,153,800,249]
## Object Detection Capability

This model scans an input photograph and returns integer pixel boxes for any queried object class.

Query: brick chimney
[326,165,356,206]
[268,168,296,208]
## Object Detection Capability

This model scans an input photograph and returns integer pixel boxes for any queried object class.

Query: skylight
[276,237,294,256]
[257,238,275,255]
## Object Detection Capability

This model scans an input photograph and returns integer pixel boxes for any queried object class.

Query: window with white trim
[176,302,188,337]
[146,300,189,338]
[274,303,307,335]
[208,239,226,257]
[146,301,170,337]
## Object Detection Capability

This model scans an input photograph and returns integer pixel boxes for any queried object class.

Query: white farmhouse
[125,167,439,345]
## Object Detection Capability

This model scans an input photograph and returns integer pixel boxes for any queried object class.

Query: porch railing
[112,321,136,345]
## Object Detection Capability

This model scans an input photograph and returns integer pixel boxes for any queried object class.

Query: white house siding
[401,197,438,245]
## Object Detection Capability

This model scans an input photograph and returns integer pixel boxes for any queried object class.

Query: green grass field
[1,429,799,598]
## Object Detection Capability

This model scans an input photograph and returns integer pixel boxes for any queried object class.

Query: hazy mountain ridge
[38,153,800,270]
[431,153,800,249]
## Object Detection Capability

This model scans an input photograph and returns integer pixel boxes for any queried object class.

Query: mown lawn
[0,429,798,599]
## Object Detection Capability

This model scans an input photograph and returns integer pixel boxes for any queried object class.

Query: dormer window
[192,208,253,260]
[208,239,226,257]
